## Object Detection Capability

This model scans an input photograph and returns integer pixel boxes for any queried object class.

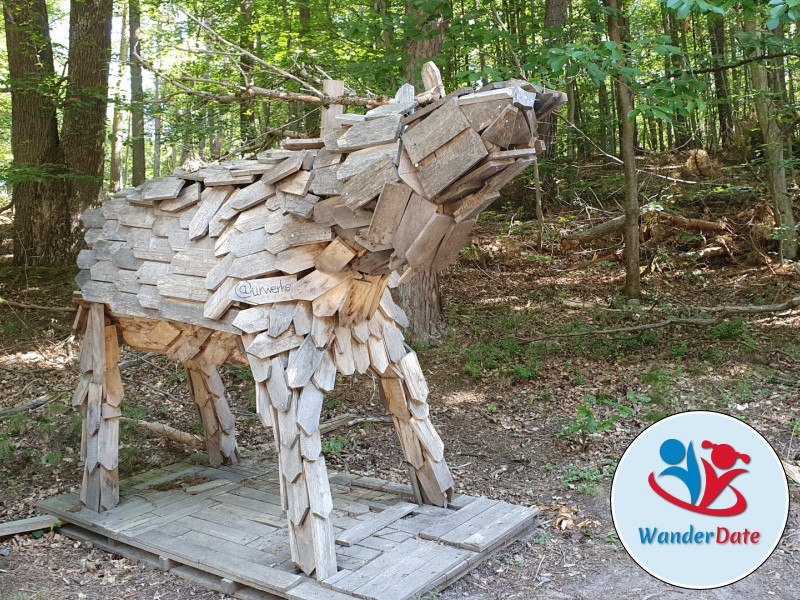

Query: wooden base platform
[38,457,537,600]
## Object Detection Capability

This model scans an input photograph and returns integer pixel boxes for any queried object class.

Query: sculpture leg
[368,292,455,507]
[73,303,122,511]
[184,360,239,467]
[248,343,337,581]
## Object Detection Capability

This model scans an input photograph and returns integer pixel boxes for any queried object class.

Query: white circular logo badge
[611,411,789,589]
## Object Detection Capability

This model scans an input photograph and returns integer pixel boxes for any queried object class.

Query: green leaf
[676,4,692,19]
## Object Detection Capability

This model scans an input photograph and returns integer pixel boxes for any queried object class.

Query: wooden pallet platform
[38,458,537,600]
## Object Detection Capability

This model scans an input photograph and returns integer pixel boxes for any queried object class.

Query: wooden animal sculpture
[72,70,566,580]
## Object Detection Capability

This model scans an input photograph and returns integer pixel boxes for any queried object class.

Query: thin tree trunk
[708,14,732,149]
[129,0,146,186]
[109,3,129,192]
[744,17,798,261]
[153,77,161,178]
[604,0,640,298]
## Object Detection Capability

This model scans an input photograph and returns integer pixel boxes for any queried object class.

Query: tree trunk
[744,18,798,261]
[4,0,112,265]
[109,3,129,192]
[239,0,256,146]
[708,14,732,150]
[396,271,444,343]
[4,0,62,265]
[129,0,146,186]
[153,77,161,178]
[604,0,640,298]
[60,0,114,231]
[538,0,569,159]
[402,3,446,84]
[395,5,448,342]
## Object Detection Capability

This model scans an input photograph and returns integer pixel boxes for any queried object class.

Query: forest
[0,0,799,598]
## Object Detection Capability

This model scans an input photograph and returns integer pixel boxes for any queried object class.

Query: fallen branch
[524,295,800,342]
[118,353,159,371]
[120,417,204,448]
[0,299,76,313]
[0,394,53,419]
[562,210,728,248]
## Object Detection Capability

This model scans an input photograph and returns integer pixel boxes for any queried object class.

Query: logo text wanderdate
[639,525,760,545]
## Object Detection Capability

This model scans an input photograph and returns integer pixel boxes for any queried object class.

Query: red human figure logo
[698,441,750,513]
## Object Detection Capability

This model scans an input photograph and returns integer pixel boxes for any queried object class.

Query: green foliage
[708,318,752,342]
[322,437,349,453]
[560,395,636,450]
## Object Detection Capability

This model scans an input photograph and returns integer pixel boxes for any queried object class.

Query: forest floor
[1,168,799,600]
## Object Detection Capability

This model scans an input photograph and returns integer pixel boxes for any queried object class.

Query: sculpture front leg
[248,344,338,581]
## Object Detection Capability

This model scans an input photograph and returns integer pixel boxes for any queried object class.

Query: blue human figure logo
[658,438,701,505]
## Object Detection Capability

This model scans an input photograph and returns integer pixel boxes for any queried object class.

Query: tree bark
[396,270,444,343]
[744,17,798,261]
[129,0,146,186]
[402,3,446,85]
[4,0,112,265]
[395,5,448,342]
[109,3,129,192]
[60,0,114,237]
[3,0,62,265]
[604,0,640,298]
[708,14,732,150]
[538,0,569,159]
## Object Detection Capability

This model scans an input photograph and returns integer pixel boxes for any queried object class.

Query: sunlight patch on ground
[441,390,487,406]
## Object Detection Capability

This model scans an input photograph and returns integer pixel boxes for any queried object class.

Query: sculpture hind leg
[73,303,122,511]
[247,340,337,581]
[184,360,239,467]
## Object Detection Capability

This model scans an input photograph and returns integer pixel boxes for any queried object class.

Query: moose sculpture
[72,69,566,580]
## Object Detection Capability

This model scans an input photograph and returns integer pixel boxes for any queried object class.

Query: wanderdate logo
[611,411,789,589]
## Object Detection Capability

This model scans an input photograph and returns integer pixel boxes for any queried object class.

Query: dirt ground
[1,198,799,599]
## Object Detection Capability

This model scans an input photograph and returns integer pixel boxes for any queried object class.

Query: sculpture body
[72,75,566,580]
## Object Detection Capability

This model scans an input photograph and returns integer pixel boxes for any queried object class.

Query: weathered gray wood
[248,331,304,360]
[189,186,234,240]
[262,152,305,185]
[277,170,313,196]
[0,514,61,537]
[337,143,400,182]
[282,221,332,247]
[203,170,256,187]
[391,193,438,260]
[402,100,470,165]
[365,101,417,120]
[335,502,418,547]
[431,218,476,271]
[481,104,519,148]
[139,177,185,202]
[337,114,402,152]
[434,158,515,205]
[416,128,488,199]
[405,214,453,270]
[341,155,399,210]
[308,165,342,196]
[332,205,372,230]
[419,497,498,540]
[232,307,270,334]
[366,183,412,247]
[230,180,276,211]
[229,228,267,258]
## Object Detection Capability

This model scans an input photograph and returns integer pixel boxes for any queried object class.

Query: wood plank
[247,331,305,360]
[337,114,402,151]
[337,143,400,182]
[275,242,327,274]
[455,504,535,551]
[0,514,61,537]
[277,170,313,196]
[135,529,301,593]
[332,205,372,230]
[418,497,498,540]
[481,104,519,148]
[335,502,417,547]
[189,186,234,240]
[141,176,185,202]
[391,193,438,260]
[286,336,324,388]
[282,221,332,247]
[398,351,428,403]
[230,180,276,211]
[328,538,425,593]
[262,152,305,185]
[402,100,470,166]
[405,213,453,270]
[431,218,476,271]
[368,183,412,247]
[314,237,356,273]
[417,128,488,200]
[341,155,399,210]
